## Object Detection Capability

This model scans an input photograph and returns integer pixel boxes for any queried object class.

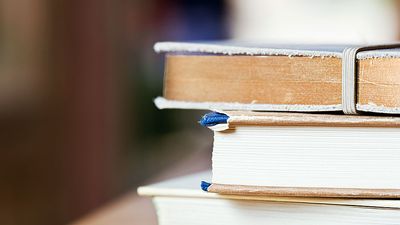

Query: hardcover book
[138,172,400,225]
[154,41,400,114]
[200,111,400,198]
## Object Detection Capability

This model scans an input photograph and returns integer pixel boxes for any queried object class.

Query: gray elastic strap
[342,47,358,114]
[341,44,400,114]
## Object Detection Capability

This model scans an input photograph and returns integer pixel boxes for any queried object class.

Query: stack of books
[138,42,400,225]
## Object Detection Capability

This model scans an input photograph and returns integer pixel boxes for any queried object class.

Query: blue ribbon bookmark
[199,112,229,127]
[201,181,212,191]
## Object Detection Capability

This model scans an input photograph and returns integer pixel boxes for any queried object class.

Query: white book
[200,111,400,198]
[138,171,400,225]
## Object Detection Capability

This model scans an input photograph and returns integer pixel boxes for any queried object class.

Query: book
[138,171,400,225]
[200,111,400,198]
[154,41,400,114]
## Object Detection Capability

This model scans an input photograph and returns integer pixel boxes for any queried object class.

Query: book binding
[202,182,400,199]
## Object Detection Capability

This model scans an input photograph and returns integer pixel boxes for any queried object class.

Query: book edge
[154,41,400,59]
[137,179,400,208]
[154,97,342,112]
[154,42,343,58]
[154,97,400,115]
[207,183,400,199]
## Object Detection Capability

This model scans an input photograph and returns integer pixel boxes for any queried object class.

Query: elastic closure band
[342,47,358,114]
[341,44,400,114]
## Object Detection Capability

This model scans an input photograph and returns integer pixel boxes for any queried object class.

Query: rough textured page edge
[207,183,400,199]
[154,97,341,112]
[357,104,400,114]
[155,42,400,59]
[154,98,400,114]
[154,42,343,57]
[357,49,400,59]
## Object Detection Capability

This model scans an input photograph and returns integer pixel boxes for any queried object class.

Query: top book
[154,41,400,114]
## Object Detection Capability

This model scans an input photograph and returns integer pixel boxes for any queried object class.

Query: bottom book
[138,171,400,225]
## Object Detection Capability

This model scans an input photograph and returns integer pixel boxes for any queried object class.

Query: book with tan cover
[200,111,400,198]
[154,41,400,114]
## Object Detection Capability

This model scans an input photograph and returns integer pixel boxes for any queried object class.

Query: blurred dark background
[1,0,400,224]
[1,0,226,224]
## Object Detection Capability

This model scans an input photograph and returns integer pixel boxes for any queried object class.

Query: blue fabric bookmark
[201,181,212,192]
[199,112,229,127]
